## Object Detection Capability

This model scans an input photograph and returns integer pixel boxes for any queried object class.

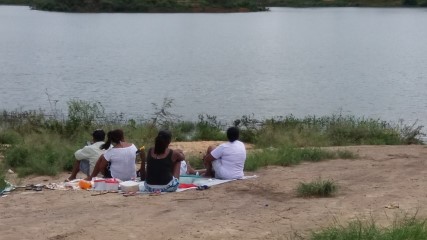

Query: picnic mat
[0,175,258,197]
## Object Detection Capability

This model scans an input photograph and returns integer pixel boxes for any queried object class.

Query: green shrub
[0,130,22,144]
[234,114,260,143]
[194,114,226,141]
[66,99,105,134]
[171,121,196,141]
[5,134,75,177]
[297,178,337,197]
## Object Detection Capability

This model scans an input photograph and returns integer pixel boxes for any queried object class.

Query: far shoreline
[1,0,426,13]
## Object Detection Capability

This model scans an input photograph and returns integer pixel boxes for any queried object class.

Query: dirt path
[1,144,427,240]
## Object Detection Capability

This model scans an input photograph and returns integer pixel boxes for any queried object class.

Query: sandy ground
[1,143,427,240]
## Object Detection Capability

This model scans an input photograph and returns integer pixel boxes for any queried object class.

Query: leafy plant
[234,114,261,143]
[194,114,225,140]
[66,99,105,134]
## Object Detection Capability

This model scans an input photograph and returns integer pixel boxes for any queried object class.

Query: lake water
[1,6,426,126]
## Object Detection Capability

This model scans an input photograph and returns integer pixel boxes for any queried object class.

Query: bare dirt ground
[1,143,427,240]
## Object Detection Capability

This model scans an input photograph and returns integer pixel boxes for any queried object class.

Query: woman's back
[146,148,173,185]
[104,144,137,181]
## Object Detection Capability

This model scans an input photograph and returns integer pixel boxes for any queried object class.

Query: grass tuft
[310,215,427,240]
[297,178,337,197]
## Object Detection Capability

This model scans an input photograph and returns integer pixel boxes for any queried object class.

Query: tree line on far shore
[1,0,268,12]
[1,0,426,12]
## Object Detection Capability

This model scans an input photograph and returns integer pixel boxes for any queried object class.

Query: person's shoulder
[230,140,245,148]
[218,142,230,147]
[89,141,104,149]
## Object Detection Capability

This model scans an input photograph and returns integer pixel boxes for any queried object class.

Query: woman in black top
[139,130,184,192]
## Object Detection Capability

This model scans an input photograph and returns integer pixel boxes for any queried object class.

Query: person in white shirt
[203,127,246,180]
[86,129,138,181]
[66,129,105,181]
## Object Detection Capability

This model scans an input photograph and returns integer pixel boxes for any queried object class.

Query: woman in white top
[86,129,137,181]
[203,127,246,180]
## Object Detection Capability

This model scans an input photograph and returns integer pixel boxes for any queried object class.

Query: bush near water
[0,99,424,178]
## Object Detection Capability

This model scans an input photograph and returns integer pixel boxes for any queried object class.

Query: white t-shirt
[74,141,105,174]
[103,144,137,181]
[210,140,246,180]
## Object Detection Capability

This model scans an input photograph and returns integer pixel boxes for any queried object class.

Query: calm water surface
[1,6,426,125]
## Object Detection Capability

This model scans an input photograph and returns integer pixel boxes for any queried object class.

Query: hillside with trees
[0,0,425,13]
[27,0,268,13]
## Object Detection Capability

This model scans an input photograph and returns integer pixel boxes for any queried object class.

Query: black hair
[101,129,124,150]
[154,130,172,154]
[92,129,105,142]
[227,127,239,142]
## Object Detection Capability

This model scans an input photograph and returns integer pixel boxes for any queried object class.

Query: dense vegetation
[1,0,426,11]
[0,0,29,4]
[0,98,424,179]
[27,0,268,12]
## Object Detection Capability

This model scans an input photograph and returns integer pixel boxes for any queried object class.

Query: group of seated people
[66,127,247,192]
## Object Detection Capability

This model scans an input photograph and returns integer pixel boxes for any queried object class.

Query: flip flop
[196,185,210,191]
[123,192,137,197]
[149,190,162,196]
